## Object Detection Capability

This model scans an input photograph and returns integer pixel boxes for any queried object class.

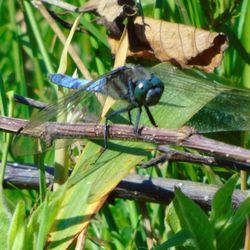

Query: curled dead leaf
[109,17,228,72]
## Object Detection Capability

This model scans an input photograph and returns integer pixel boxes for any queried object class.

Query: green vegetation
[0,0,249,249]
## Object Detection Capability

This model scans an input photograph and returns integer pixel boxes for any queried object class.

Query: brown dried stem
[3,162,247,210]
[1,115,250,167]
[141,145,250,171]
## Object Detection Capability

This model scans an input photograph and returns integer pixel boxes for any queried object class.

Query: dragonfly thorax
[134,75,164,106]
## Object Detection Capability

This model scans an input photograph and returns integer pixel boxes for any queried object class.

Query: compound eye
[138,82,144,89]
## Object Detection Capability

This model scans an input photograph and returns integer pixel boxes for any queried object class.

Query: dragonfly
[12,63,250,155]
[13,65,164,155]
[48,65,164,138]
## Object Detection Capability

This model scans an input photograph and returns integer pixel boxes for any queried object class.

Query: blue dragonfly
[13,65,164,155]
[48,65,164,138]
[12,63,250,155]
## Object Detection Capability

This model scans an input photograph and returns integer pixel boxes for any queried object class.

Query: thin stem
[36,152,46,202]
[0,94,14,182]
[0,92,14,219]
[24,1,54,74]
[38,0,78,12]
[8,0,28,118]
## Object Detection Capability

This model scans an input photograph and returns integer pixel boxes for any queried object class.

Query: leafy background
[0,0,250,249]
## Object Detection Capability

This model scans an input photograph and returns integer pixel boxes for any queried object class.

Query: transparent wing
[12,89,102,156]
[11,73,121,156]
[151,63,250,132]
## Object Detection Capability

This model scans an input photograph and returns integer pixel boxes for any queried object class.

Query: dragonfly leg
[127,78,137,125]
[128,110,133,125]
[128,78,136,102]
[144,106,157,127]
[134,106,142,134]
[104,103,138,148]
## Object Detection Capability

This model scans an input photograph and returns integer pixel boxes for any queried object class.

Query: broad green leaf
[8,200,26,250]
[26,186,66,249]
[0,201,10,250]
[153,229,195,250]
[210,174,238,232]
[216,196,250,250]
[199,165,222,185]
[36,196,49,250]
[165,202,181,233]
[151,63,220,130]
[151,63,250,133]
[173,188,216,250]
[45,141,147,249]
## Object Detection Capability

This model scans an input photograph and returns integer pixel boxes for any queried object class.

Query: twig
[3,162,247,209]
[36,0,78,12]
[14,94,47,110]
[48,9,88,33]
[37,0,99,13]
[9,93,250,171]
[4,162,54,188]
[140,145,250,171]
[12,94,250,170]
[1,116,250,165]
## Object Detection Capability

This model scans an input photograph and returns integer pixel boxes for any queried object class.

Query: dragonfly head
[134,74,164,106]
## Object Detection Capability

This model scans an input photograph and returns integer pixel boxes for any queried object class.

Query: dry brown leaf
[114,26,129,68]
[102,27,129,118]
[108,37,156,59]
[109,17,228,72]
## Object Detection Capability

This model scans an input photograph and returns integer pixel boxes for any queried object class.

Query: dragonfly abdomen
[48,74,90,89]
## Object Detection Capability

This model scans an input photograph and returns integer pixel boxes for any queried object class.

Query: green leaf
[153,229,194,250]
[45,141,147,249]
[80,16,109,48]
[8,200,26,250]
[216,196,250,250]
[0,201,10,249]
[26,186,66,249]
[36,196,49,250]
[199,164,222,185]
[210,174,238,232]
[173,188,216,250]
[151,63,220,130]
[151,63,250,133]
[165,202,181,233]
[0,72,7,116]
